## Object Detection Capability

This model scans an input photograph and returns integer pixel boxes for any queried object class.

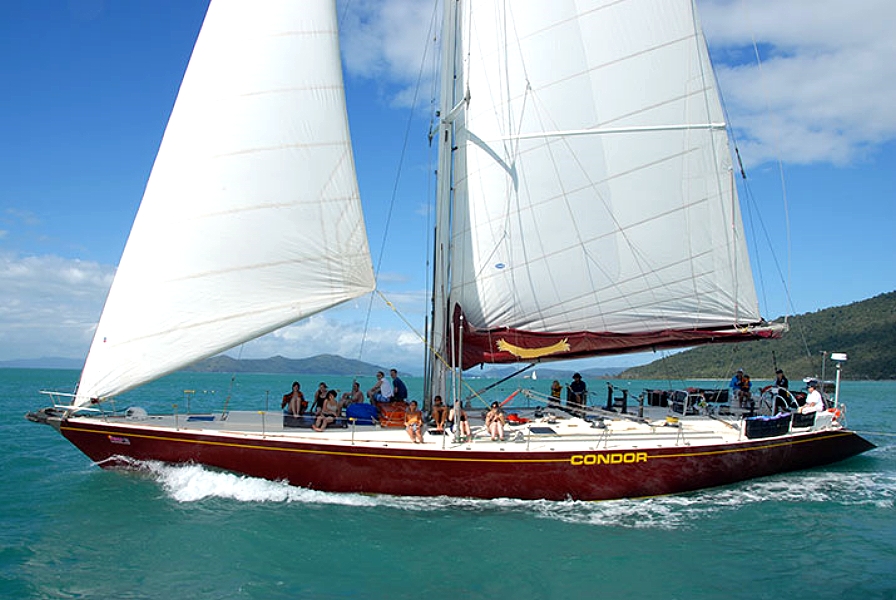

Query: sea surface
[2,369,894,600]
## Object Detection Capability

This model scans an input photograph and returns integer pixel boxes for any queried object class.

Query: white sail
[76,0,374,404]
[441,0,762,366]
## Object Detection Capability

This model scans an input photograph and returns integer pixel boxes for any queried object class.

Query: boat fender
[827,408,842,420]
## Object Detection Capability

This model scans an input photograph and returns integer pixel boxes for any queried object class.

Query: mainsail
[436,0,779,370]
[76,0,374,404]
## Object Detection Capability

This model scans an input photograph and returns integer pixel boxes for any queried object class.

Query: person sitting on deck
[312,390,341,432]
[340,381,364,409]
[390,369,408,403]
[449,401,471,441]
[549,380,562,408]
[486,401,506,441]
[405,400,424,443]
[431,395,448,432]
[739,374,754,411]
[799,381,825,414]
[311,382,329,414]
[281,381,307,416]
[728,368,744,399]
[367,371,393,404]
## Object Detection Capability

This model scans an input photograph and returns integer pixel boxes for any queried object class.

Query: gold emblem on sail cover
[496,338,570,359]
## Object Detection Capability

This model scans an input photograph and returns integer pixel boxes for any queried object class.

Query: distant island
[182,353,389,376]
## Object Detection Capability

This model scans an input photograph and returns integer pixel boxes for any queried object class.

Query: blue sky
[1,0,894,375]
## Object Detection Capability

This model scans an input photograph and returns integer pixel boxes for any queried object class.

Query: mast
[427,0,462,402]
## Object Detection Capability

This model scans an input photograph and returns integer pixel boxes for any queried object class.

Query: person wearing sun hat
[800,380,825,414]
[567,372,587,417]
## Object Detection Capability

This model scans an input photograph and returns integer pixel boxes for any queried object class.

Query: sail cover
[444,0,777,369]
[76,0,374,403]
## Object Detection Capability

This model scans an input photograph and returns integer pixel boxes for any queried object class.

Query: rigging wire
[712,6,814,365]
[352,1,442,368]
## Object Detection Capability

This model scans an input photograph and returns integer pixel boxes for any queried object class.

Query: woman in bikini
[405,400,424,443]
[312,390,340,431]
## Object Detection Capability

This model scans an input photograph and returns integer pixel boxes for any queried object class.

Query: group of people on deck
[366,369,408,404]
[728,368,754,408]
[280,369,412,434]
[280,379,366,432]
[548,373,589,416]
[731,367,826,414]
[280,370,483,443]
[284,365,827,441]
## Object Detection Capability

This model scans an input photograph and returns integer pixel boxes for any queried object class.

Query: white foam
[115,458,895,526]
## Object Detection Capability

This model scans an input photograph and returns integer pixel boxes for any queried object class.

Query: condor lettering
[570,452,647,466]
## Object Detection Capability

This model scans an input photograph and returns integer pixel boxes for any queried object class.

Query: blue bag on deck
[346,403,378,425]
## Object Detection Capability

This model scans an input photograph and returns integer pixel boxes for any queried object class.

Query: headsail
[437,0,780,370]
[76,0,374,404]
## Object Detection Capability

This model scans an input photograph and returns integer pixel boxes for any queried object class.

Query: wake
[117,456,895,529]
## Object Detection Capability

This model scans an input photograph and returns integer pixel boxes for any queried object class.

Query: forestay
[76,0,374,404]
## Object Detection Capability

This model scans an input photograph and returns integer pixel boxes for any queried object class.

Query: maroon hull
[59,420,875,501]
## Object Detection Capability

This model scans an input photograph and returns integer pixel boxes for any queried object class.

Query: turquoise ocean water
[2,368,894,599]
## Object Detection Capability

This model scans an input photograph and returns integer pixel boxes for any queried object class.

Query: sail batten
[76,0,374,404]
[493,122,728,142]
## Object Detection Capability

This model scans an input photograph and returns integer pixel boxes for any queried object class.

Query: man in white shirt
[379,373,394,402]
[800,381,825,414]
[367,371,394,404]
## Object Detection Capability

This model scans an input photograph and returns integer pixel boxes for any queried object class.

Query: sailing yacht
[27,0,873,501]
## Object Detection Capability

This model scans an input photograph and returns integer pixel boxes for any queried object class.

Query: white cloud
[0,253,111,361]
[3,208,41,227]
[338,0,440,108]
[700,0,896,166]
[0,248,430,370]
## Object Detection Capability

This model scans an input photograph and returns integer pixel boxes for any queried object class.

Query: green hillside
[619,291,896,381]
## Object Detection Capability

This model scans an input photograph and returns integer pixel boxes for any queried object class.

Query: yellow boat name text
[570,452,648,466]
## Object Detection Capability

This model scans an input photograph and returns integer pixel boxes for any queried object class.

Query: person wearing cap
[766,369,793,412]
[800,381,825,414]
[774,369,789,390]
[567,373,588,417]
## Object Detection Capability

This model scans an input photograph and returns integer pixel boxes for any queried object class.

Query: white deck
[64,403,837,453]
